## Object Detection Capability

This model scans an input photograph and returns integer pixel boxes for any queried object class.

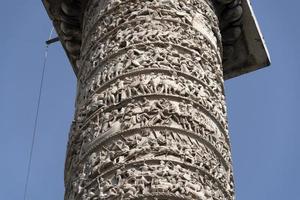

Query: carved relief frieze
[78,45,224,101]
[69,160,232,200]
[75,73,227,132]
[63,0,235,199]
[80,19,221,72]
[82,0,220,49]
[73,98,231,163]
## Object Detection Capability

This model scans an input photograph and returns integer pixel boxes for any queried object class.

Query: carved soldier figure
[136,175,150,194]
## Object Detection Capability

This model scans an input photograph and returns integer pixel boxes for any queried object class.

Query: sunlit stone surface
[42,0,270,199]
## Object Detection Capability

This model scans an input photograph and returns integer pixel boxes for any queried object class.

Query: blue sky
[0,0,299,199]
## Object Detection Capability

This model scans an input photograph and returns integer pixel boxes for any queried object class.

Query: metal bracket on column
[46,37,60,45]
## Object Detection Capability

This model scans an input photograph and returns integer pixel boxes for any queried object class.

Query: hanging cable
[23,27,55,200]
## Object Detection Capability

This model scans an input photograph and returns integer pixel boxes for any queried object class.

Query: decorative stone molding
[43,0,270,79]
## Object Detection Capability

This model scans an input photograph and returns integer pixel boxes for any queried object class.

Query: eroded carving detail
[65,0,235,199]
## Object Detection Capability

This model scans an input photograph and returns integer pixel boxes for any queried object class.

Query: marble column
[65,0,235,199]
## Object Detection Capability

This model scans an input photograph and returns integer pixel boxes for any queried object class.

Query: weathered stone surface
[42,0,269,200]
[43,0,270,79]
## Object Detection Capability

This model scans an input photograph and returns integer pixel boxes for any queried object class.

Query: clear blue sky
[0,0,299,199]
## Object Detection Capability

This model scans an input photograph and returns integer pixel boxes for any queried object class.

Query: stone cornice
[42,0,270,80]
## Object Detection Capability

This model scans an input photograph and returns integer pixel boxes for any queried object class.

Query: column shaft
[65,0,234,199]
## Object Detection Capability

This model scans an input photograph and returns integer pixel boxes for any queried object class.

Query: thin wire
[23,27,55,200]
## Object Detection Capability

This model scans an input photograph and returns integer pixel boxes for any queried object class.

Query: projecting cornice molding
[42,0,270,79]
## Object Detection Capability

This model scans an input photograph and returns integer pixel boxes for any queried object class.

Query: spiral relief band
[62,0,236,200]
[40,0,272,198]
